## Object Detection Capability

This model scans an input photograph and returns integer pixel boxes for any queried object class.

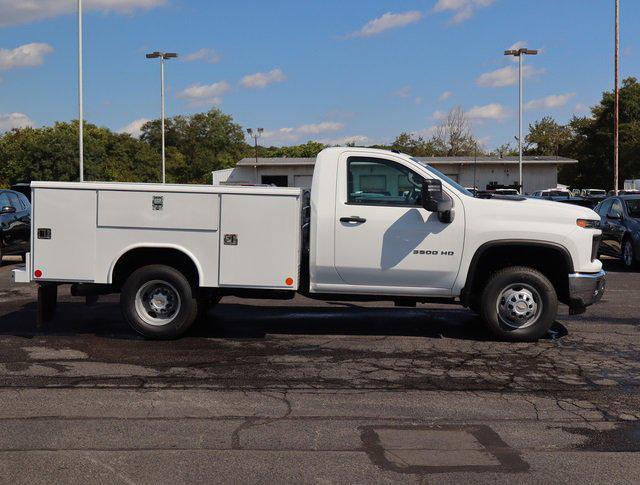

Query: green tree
[390,132,437,156]
[563,77,640,188]
[140,108,246,183]
[525,116,572,156]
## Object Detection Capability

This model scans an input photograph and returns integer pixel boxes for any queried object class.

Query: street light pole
[505,48,538,194]
[146,51,178,184]
[78,0,84,182]
[614,0,620,195]
[247,128,264,183]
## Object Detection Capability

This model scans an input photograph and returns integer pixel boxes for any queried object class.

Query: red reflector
[34,270,43,278]
[285,277,294,286]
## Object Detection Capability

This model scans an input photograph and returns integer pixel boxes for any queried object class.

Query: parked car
[10,183,31,202]
[0,189,31,263]
[493,188,519,196]
[582,189,607,197]
[594,195,640,269]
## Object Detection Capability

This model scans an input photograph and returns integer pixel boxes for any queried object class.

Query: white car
[13,147,606,342]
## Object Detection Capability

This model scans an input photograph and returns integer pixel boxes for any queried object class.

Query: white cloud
[0,0,167,27]
[433,0,494,25]
[176,81,232,106]
[119,118,150,137]
[412,126,438,138]
[183,48,221,64]
[525,93,575,111]
[439,90,453,101]
[262,121,344,144]
[240,69,286,89]
[0,112,34,132]
[392,85,411,98]
[573,102,589,114]
[432,110,447,121]
[0,43,54,70]
[465,103,510,121]
[466,103,510,121]
[345,11,422,38]
[320,135,370,146]
[475,65,545,88]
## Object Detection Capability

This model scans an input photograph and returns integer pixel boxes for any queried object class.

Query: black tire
[480,266,558,342]
[621,238,638,270]
[120,265,199,339]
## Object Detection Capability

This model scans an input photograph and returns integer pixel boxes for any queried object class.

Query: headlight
[577,219,600,229]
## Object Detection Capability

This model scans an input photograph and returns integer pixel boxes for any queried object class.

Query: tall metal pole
[161,57,166,184]
[518,53,524,194]
[78,0,84,182]
[614,0,620,195]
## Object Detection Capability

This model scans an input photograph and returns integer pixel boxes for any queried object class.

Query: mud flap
[37,283,58,330]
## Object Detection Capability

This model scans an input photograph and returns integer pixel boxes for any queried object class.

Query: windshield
[626,199,640,218]
[411,158,473,197]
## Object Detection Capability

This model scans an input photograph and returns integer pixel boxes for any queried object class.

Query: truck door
[334,155,464,291]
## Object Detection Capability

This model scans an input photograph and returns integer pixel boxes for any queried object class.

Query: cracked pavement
[0,256,638,483]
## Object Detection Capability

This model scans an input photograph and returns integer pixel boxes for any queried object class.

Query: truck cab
[13,147,605,342]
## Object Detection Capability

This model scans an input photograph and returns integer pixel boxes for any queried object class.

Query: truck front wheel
[121,265,199,339]
[480,266,557,342]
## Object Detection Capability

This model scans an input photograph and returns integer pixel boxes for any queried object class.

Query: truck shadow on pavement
[0,299,567,342]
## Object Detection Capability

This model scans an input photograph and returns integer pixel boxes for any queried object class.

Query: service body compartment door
[33,188,96,281]
[219,194,301,289]
[98,191,219,231]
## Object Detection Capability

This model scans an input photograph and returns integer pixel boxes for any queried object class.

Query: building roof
[237,155,578,167]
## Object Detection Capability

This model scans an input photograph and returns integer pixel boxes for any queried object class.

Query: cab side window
[597,199,612,219]
[7,193,20,209]
[0,193,10,209]
[609,200,624,218]
[347,157,424,207]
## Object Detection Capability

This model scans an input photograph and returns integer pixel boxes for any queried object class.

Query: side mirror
[421,179,453,214]
[0,206,16,215]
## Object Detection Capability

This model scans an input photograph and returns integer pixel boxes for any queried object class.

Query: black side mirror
[421,179,453,214]
[0,206,16,215]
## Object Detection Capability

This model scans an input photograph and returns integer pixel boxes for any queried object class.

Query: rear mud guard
[37,283,58,330]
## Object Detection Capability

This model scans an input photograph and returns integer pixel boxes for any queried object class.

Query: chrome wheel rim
[623,241,634,267]
[134,280,181,326]
[496,283,542,330]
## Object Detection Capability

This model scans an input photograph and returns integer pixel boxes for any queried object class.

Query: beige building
[214,156,577,195]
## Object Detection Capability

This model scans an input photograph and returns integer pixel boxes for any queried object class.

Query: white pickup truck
[12,147,605,341]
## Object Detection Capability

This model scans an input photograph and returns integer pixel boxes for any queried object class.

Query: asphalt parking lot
[0,257,638,484]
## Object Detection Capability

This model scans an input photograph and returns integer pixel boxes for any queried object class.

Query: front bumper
[568,270,606,311]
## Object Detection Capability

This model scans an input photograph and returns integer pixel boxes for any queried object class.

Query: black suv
[0,189,31,263]
[595,195,640,269]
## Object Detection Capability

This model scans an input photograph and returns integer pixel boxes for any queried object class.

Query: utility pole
[78,0,84,182]
[614,0,620,195]
[146,52,178,183]
[247,128,264,183]
[504,48,538,194]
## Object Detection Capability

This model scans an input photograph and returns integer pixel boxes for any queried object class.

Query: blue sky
[0,0,638,150]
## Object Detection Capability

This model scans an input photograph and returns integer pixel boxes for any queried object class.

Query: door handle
[340,216,367,224]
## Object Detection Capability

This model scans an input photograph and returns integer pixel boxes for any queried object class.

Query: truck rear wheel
[480,266,557,342]
[121,265,199,339]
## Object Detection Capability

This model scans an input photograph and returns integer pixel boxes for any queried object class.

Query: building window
[261,175,288,187]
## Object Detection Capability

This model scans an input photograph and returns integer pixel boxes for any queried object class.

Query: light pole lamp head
[257,128,264,136]
[163,53,178,59]
[504,48,538,56]
[247,128,254,136]
[146,52,161,59]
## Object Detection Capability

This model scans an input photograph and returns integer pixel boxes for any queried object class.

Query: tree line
[1,77,639,189]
